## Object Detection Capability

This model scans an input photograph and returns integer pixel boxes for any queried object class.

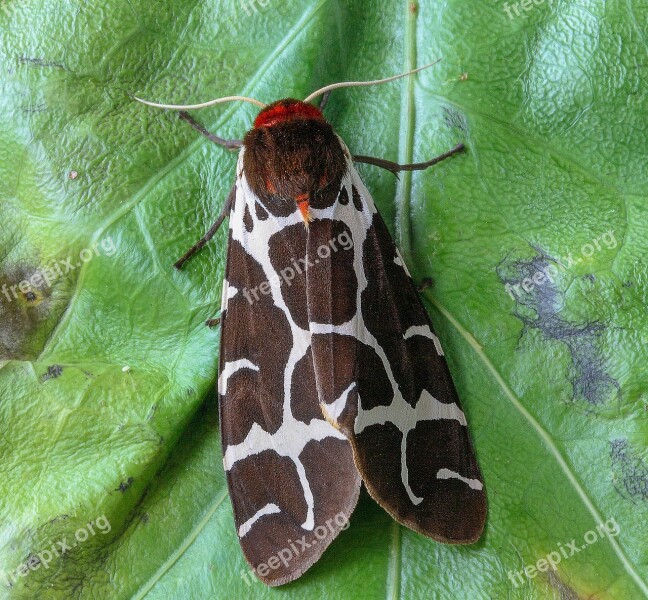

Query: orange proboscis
[296,193,312,225]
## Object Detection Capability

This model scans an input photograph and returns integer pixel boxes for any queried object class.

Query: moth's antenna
[133,95,267,110]
[303,59,442,104]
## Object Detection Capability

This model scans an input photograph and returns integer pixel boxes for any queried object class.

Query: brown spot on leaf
[117,477,134,493]
[545,569,581,600]
[41,364,63,381]
[20,56,65,69]
[0,262,54,359]
[611,439,648,502]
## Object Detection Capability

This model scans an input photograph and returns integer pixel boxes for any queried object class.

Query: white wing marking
[436,468,484,491]
[403,324,444,356]
[218,359,259,395]
[322,382,356,423]
[223,415,346,531]
[394,248,411,277]
[238,503,281,538]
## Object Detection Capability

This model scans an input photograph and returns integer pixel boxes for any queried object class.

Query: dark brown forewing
[306,169,486,544]
[219,161,360,586]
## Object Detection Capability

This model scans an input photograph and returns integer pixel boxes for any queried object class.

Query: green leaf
[1,0,647,598]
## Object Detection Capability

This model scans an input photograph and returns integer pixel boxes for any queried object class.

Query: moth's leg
[318,90,331,111]
[353,143,465,176]
[174,185,236,270]
[206,317,220,328]
[178,112,243,150]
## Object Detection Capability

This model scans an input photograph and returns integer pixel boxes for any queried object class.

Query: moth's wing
[306,151,486,543]
[218,150,360,586]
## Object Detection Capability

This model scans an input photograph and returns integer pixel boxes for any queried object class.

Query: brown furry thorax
[242,99,348,212]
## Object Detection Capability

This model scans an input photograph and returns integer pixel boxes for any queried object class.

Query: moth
[136,63,486,587]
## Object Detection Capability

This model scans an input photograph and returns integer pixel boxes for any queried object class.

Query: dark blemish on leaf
[140,513,149,524]
[610,439,648,503]
[442,106,468,134]
[48,514,69,524]
[41,365,63,381]
[0,262,53,359]
[26,554,41,570]
[583,274,596,282]
[497,248,620,405]
[117,477,134,493]
[21,103,47,114]
[545,570,580,600]
[409,2,417,13]
[623,281,633,287]
[19,56,65,69]
[146,404,158,422]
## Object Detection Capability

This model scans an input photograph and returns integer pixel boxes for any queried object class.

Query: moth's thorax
[253,98,324,129]
[242,99,347,217]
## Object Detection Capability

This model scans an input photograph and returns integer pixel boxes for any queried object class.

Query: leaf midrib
[395,0,419,261]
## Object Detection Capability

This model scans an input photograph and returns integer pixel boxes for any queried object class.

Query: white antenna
[303,59,442,104]
[133,95,267,110]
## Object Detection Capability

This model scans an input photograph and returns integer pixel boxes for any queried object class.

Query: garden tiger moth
[136,62,487,587]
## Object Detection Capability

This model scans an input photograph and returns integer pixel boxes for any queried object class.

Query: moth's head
[253,99,324,129]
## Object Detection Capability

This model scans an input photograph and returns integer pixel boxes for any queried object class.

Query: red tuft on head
[254,99,324,129]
